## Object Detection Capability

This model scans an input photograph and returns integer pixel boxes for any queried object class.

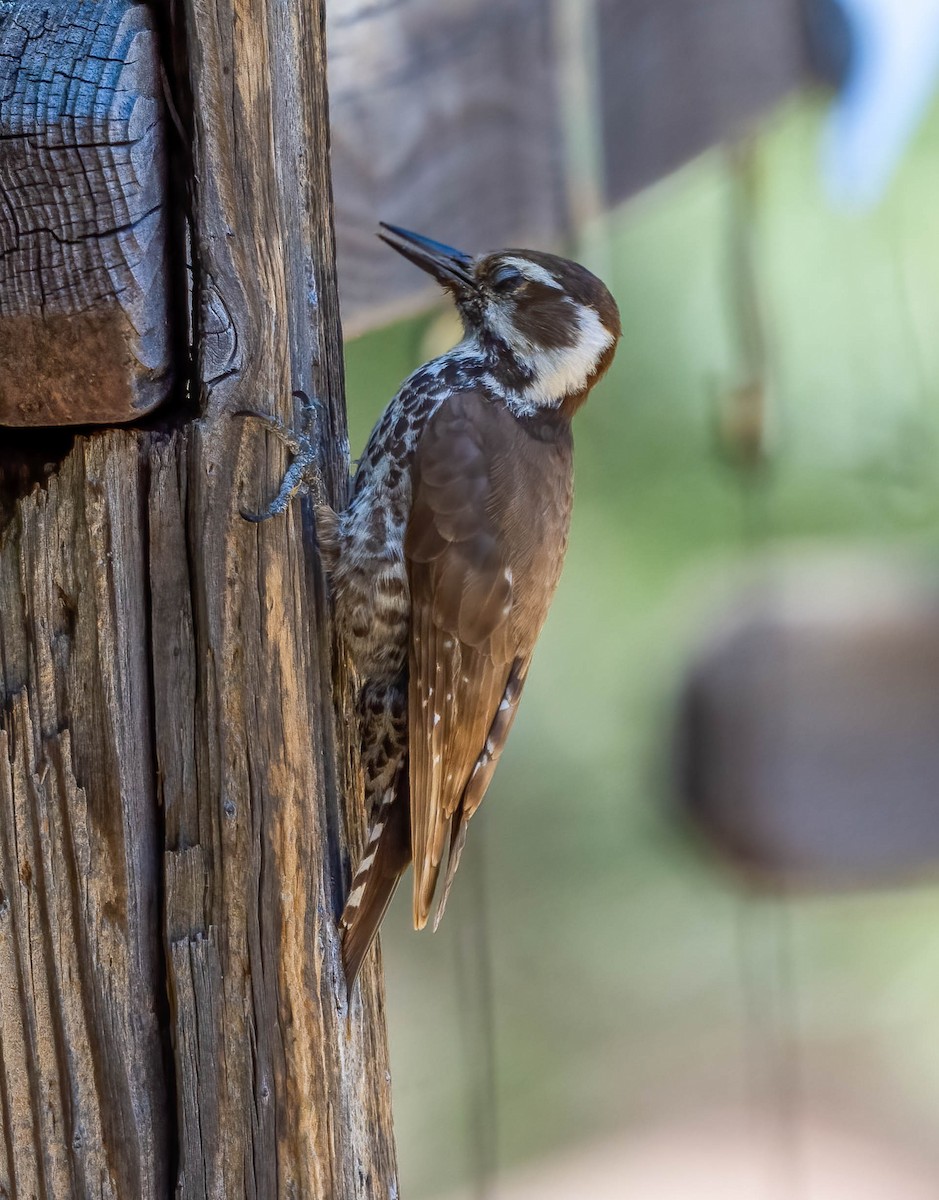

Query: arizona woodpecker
[243,225,621,988]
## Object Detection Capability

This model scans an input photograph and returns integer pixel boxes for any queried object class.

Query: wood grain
[0,0,173,427]
[0,434,167,1197]
[0,0,398,1192]
[159,0,398,1190]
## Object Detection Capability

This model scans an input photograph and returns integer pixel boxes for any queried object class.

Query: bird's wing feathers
[432,655,529,930]
[405,391,573,928]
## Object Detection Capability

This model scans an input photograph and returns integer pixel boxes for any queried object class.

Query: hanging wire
[717,137,806,1199]
[736,894,805,1200]
[884,226,939,520]
[454,822,498,1200]
[449,6,611,1193]
[551,0,615,279]
[714,138,774,500]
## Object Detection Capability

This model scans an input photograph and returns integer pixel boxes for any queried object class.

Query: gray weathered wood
[0,0,399,1193]
[0,0,172,426]
[0,0,814,375]
[328,0,568,335]
[158,0,398,1189]
[0,435,167,1196]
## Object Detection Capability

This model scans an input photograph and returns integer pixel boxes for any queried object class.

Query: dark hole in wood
[0,429,77,528]
[0,384,199,531]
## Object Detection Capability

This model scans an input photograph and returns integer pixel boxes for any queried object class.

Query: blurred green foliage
[343,98,939,1198]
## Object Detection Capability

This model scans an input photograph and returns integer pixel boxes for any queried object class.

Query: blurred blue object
[804,0,855,87]
[815,0,939,206]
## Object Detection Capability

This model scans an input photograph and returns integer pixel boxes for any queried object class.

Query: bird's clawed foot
[235,390,326,522]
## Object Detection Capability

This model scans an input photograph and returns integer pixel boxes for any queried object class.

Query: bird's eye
[491,266,523,295]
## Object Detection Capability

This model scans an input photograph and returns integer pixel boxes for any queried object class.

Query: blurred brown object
[676,555,939,885]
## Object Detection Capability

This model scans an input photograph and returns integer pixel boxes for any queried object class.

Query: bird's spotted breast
[333,350,488,683]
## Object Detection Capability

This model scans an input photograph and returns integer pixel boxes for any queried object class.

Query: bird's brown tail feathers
[340,793,411,990]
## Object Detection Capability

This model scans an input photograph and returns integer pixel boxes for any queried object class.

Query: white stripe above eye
[501,256,562,290]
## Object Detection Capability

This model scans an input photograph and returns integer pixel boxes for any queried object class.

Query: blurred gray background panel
[596,0,808,205]
[329,0,813,333]
[328,0,568,334]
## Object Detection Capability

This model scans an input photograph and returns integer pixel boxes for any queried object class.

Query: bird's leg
[235,389,327,522]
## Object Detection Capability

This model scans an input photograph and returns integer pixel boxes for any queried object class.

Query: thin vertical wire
[736,895,804,1200]
[450,8,610,1194]
[888,231,939,511]
[454,823,498,1200]
[720,138,805,1199]
[551,0,615,279]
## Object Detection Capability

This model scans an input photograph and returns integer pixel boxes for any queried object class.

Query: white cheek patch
[518,304,614,406]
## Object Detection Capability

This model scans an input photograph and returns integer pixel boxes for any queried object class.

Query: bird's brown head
[379,224,621,416]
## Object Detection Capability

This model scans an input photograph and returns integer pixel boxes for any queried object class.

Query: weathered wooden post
[0,0,397,1195]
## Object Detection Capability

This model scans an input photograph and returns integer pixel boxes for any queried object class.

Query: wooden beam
[0,1,174,426]
[0,0,398,1193]
[153,0,399,1187]
[325,0,812,335]
[0,435,167,1196]
[0,0,814,361]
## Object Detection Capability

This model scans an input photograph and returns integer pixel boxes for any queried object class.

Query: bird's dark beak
[378,223,476,292]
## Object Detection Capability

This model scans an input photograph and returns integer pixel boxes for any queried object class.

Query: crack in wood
[0,0,400,1192]
[0,0,174,426]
